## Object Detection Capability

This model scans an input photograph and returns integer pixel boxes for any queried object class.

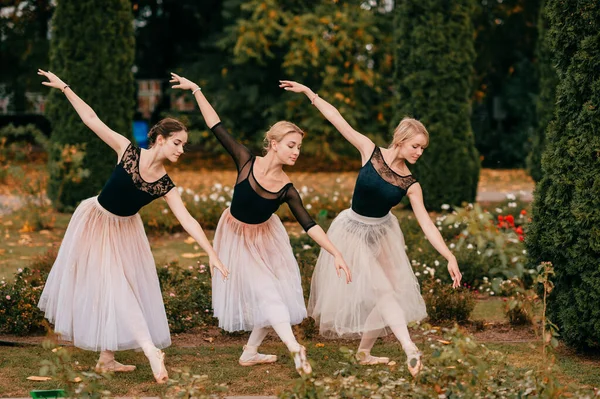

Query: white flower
[185,188,194,195]
[218,196,225,202]
[423,270,429,275]
[226,201,231,207]
[449,243,455,249]
[467,243,474,250]
[434,260,440,266]
[415,272,421,276]
[506,193,516,201]
[508,202,517,208]
[429,289,434,293]
[483,276,488,282]
[193,194,200,202]
[201,195,207,202]
[213,183,223,190]
[334,191,339,196]
[177,187,184,194]
[490,291,495,296]
[495,208,503,214]
[224,186,231,192]
[438,226,443,231]
[522,249,527,255]
[441,204,450,210]
[306,204,312,209]
[162,208,169,214]
[333,196,338,201]
[436,279,442,283]
[209,193,218,201]
[301,185,309,194]
[303,245,312,250]
[18,268,23,273]
[335,178,341,183]
[313,196,320,202]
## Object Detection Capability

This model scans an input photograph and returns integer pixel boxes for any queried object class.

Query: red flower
[520,209,527,215]
[519,235,524,242]
[506,215,515,226]
[498,215,504,222]
[515,226,524,235]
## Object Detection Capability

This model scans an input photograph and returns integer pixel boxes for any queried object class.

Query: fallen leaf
[203,337,214,343]
[39,230,50,235]
[181,252,206,258]
[184,236,195,244]
[3,220,13,226]
[387,361,397,366]
[72,377,82,383]
[27,376,52,382]
[437,339,451,345]
[315,343,325,348]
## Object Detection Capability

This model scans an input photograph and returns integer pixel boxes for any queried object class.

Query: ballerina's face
[271,132,303,166]
[398,133,428,165]
[157,130,188,163]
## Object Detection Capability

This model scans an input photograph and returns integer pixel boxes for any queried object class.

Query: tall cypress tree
[393,0,480,209]
[46,0,134,210]
[526,0,600,349]
[527,0,558,182]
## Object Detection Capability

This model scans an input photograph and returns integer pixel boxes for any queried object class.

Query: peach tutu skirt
[308,209,427,338]
[212,208,306,332]
[38,197,170,351]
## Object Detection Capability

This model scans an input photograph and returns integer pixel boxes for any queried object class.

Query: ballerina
[280,80,462,377]
[170,72,351,375]
[37,69,229,383]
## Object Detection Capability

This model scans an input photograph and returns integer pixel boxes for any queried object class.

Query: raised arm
[285,187,352,283]
[164,188,229,280]
[170,73,251,170]
[38,69,130,156]
[279,80,374,164]
[407,183,462,288]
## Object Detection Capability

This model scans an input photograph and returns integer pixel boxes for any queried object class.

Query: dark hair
[147,118,187,148]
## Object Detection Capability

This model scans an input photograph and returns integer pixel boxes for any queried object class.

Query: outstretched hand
[448,257,462,289]
[334,254,352,284]
[209,254,230,282]
[170,72,199,91]
[37,69,67,90]
[279,80,309,94]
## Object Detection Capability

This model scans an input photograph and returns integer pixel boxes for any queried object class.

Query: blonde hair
[263,121,305,152]
[389,117,429,149]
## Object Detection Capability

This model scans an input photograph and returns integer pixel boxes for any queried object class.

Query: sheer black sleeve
[283,186,317,232]
[210,122,253,172]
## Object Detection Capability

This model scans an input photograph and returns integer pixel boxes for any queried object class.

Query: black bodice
[97,143,175,216]
[211,122,316,232]
[351,146,418,218]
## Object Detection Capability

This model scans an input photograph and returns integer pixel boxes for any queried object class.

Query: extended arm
[38,69,130,156]
[279,80,373,164]
[170,72,251,170]
[164,188,229,280]
[286,187,352,283]
[407,183,462,288]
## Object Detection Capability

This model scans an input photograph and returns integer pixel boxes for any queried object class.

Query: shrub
[394,0,480,209]
[157,261,216,333]
[422,278,475,323]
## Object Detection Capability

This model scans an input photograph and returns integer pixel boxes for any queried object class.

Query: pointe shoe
[95,358,137,373]
[356,350,390,365]
[292,345,312,375]
[239,345,278,366]
[147,348,168,384]
[407,354,423,377]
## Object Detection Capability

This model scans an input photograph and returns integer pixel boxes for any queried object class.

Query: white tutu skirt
[38,197,171,351]
[308,209,427,338]
[212,208,306,332]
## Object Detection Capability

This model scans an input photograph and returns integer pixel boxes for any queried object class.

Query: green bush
[45,0,135,211]
[0,250,55,335]
[526,0,600,350]
[422,278,475,323]
[393,0,480,210]
[157,261,216,334]
[527,0,559,182]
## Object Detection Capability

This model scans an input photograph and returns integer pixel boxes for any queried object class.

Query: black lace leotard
[97,143,175,216]
[351,146,418,218]
[210,122,316,232]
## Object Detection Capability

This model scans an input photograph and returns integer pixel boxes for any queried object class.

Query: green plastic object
[29,389,66,398]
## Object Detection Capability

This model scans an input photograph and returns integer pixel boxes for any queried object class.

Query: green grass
[472,297,506,323]
[0,338,597,397]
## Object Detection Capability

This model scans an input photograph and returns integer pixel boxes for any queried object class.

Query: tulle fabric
[212,208,306,332]
[308,209,427,338]
[38,197,170,351]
